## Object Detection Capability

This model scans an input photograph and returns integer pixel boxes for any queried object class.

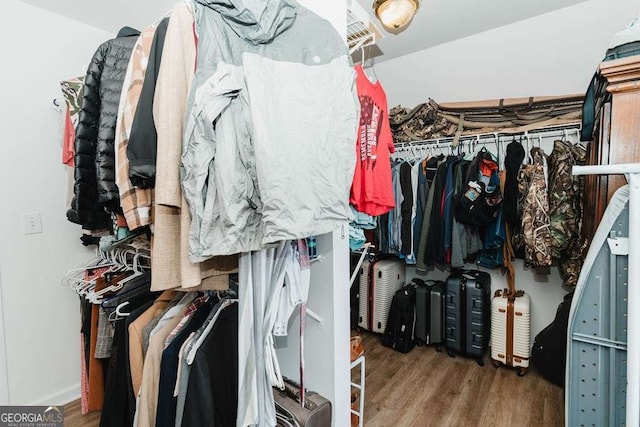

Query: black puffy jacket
[67,27,140,228]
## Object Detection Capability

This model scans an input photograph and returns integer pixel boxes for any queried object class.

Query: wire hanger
[362,48,379,85]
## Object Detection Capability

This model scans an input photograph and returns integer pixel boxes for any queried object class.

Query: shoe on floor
[351,335,364,362]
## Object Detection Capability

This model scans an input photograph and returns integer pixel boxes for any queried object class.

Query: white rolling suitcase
[490,288,531,376]
[358,258,406,333]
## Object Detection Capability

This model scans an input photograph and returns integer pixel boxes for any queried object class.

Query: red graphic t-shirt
[350,65,395,216]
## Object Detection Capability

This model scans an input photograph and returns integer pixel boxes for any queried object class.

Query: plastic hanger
[61,252,104,286]
[114,252,147,288]
[88,249,149,304]
[109,302,130,321]
[85,249,127,302]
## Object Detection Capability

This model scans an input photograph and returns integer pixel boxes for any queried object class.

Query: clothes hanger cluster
[393,125,582,170]
[62,239,152,310]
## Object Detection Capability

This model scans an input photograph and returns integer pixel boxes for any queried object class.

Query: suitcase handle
[279,378,319,411]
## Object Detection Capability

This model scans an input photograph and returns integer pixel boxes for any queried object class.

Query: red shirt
[350,65,395,216]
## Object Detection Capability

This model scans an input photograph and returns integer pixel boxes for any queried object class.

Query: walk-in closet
[0,0,639,426]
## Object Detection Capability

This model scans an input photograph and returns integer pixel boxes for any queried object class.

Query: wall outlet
[23,212,42,235]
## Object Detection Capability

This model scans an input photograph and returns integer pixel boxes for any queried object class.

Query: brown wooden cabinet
[582,55,640,240]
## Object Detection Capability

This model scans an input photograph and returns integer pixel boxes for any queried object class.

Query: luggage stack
[444,270,491,365]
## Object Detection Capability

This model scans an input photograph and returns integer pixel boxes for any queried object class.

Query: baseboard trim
[28,383,80,406]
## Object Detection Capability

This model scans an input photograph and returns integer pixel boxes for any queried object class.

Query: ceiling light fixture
[372,0,421,31]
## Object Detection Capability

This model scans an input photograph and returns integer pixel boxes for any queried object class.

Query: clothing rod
[573,163,640,176]
[393,123,581,149]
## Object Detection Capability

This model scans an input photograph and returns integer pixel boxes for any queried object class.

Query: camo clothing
[560,238,588,287]
[548,140,587,286]
[519,148,552,269]
[61,77,85,167]
[548,140,586,257]
[61,78,84,123]
[389,103,456,143]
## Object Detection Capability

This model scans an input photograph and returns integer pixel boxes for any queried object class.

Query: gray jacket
[182,0,358,260]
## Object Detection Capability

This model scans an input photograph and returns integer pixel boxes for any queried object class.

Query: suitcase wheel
[517,367,528,377]
[435,345,443,353]
[476,357,484,367]
[447,349,456,358]
[491,360,502,369]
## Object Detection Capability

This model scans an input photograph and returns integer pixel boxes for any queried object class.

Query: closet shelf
[347,0,383,54]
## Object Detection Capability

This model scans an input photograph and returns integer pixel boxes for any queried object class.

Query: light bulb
[376,0,418,30]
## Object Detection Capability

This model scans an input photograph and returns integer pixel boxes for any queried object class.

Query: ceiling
[21,0,588,62]
[358,0,589,61]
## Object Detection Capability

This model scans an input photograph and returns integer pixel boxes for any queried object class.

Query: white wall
[375,0,640,107]
[374,0,639,346]
[0,1,112,405]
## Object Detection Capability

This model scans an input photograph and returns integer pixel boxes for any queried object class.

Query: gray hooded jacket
[182,0,358,260]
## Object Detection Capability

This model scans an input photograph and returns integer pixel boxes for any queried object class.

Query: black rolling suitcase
[413,278,445,351]
[381,285,416,353]
[444,270,491,365]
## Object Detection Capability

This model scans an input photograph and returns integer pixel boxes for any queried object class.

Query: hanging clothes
[60,77,84,167]
[237,241,310,427]
[399,161,414,259]
[127,291,177,424]
[350,64,396,217]
[425,159,448,265]
[548,140,588,286]
[155,297,215,427]
[126,18,170,189]
[182,0,358,260]
[519,147,552,272]
[547,140,586,258]
[68,27,140,229]
[114,23,157,231]
[503,140,526,227]
[151,2,238,292]
[181,303,239,427]
[412,159,429,258]
[173,297,236,427]
[380,147,504,269]
[100,290,157,427]
[135,293,196,427]
[415,156,441,272]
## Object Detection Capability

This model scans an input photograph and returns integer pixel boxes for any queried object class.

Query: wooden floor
[64,332,564,426]
[63,399,100,427]
[356,332,564,427]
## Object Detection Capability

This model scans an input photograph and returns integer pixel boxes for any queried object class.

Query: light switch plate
[23,212,42,235]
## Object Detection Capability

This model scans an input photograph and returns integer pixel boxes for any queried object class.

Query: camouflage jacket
[519,148,553,269]
[548,140,587,286]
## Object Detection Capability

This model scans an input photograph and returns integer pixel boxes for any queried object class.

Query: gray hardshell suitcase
[414,279,445,350]
[445,270,491,365]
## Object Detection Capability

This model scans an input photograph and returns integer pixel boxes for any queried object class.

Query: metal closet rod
[393,123,582,151]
